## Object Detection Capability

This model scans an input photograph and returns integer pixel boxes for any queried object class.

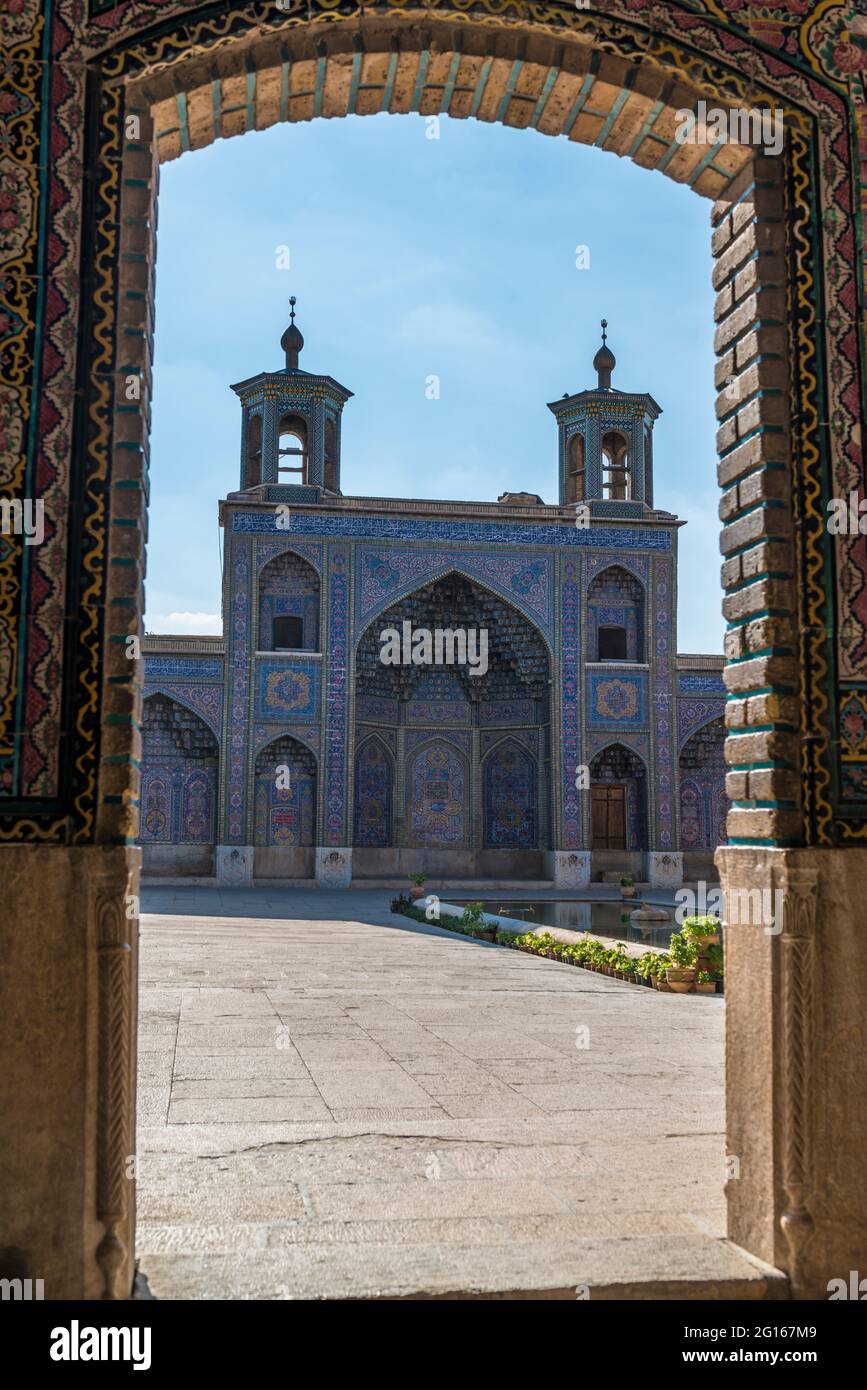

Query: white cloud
[146,612,222,636]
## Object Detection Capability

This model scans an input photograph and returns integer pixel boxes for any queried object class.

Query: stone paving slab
[135,887,754,1299]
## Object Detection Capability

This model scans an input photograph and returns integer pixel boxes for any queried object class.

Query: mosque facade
[140,308,726,888]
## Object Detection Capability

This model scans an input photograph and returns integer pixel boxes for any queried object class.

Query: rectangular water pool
[448,898,679,948]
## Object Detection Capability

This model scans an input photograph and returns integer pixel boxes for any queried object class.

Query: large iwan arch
[3,0,866,1302]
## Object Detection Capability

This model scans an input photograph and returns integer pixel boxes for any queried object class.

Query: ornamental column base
[315,847,353,888]
[645,850,683,888]
[215,845,254,886]
[545,850,591,889]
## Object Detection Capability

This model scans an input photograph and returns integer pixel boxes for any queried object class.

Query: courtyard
[136,887,776,1299]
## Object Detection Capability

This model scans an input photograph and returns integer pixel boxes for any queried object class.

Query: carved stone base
[0,845,139,1300]
[215,845,254,886]
[717,845,867,1299]
[646,851,683,888]
[315,847,353,889]
[545,850,591,889]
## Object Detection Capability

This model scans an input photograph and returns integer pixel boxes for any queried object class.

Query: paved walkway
[136,887,749,1299]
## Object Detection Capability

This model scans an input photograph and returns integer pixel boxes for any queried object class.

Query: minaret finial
[281,298,304,370]
[592,319,616,390]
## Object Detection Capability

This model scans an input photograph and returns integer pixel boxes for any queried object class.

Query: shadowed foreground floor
[135,888,769,1299]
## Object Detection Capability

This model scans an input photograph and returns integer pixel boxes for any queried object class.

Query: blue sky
[146,113,723,653]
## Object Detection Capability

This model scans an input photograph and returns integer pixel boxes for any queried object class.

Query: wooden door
[591,784,626,850]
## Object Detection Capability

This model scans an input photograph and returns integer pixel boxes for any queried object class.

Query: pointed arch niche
[351,569,550,878]
[140,693,218,876]
[252,733,317,879]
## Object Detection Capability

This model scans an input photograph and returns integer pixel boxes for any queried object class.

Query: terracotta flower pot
[665,967,696,994]
[694,981,715,995]
[409,885,426,901]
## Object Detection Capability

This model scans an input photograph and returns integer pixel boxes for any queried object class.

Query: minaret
[229,300,353,496]
[548,320,662,510]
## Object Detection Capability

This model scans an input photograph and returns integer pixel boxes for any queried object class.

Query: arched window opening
[258,552,320,652]
[278,412,308,482]
[598,625,628,661]
[602,429,629,500]
[273,615,304,650]
[586,565,645,664]
[567,433,585,503]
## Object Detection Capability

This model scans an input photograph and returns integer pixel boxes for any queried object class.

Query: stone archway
[3,1,866,1300]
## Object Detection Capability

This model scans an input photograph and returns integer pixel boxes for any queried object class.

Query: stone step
[139,1237,787,1302]
[376,1239,788,1302]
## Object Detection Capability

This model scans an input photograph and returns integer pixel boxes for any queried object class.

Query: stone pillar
[0,846,140,1301]
[718,846,867,1298]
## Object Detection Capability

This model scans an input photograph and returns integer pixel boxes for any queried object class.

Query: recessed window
[602,429,629,500]
[277,412,308,482]
[273,615,303,650]
[598,625,627,661]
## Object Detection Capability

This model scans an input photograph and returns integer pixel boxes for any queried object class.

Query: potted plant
[609,945,629,979]
[620,954,638,982]
[407,872,428,902]
[694,969,716,995]
[460,901,495,940]
[653,953,674,990]
[682,914,721,949]
[620,874,636,899]
[665,931,699,992]
[637,953,658,986]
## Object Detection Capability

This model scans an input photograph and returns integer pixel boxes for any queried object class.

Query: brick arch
[130,12,754,200]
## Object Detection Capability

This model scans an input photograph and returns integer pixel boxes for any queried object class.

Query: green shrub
[682,914,720,940]
[668,931,699,968]
[459,901,486,930]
